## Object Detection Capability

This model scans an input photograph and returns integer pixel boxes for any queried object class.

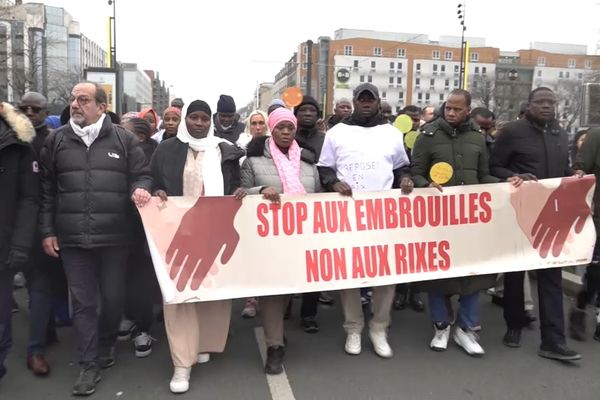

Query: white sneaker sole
[454,337,484,357]
[169,381,189,394]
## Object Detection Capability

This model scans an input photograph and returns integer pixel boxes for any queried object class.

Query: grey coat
[240,137,321,194]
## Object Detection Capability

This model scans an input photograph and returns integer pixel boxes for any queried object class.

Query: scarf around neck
[70,114,106,148]
[268,137,306,195]
[176,104,228,196]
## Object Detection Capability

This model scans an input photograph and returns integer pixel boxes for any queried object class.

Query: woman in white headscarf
[150,99,246,394]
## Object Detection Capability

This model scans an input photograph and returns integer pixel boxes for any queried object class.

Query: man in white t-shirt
[317,83,412,358]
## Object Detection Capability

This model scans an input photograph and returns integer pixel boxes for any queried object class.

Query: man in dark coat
[411,89,507,356]
[0,102,39,380]
[490,86,581,361]
[39,81,152,395]
[213,94,245,143]
[18,92,66,376]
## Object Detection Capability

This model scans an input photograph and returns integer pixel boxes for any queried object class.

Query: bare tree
[555,71,600,132]
[470,74,496,110]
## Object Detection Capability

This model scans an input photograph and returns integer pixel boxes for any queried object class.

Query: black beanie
[187,100,212,117]
[217,95,236,113]
[294,95,320,116]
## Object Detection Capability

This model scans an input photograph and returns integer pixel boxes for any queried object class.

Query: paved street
[2,289,600,400]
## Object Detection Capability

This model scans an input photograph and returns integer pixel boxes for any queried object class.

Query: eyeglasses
[19,105,43,113]
[69,96,94,106]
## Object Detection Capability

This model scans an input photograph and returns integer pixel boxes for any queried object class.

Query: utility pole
[457,2,467,89]
[306,40,313,97]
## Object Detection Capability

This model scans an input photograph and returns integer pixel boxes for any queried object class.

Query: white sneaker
[241,298,258,318]
[118,319,136,341]
[344,332,361,355]
[197,353,210,364]
[133,332,155,358]
[369,330,393,358]
[430,324,450,351]
[169,366,191,393]
[454,327,485,356]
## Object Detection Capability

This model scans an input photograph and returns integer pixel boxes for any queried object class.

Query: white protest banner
[139,176,596,304]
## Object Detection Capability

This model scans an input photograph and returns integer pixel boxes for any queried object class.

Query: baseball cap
[353,83,379,99]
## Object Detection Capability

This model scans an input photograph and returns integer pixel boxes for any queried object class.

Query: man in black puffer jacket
[0,102,39,381]
[39,82,152,396]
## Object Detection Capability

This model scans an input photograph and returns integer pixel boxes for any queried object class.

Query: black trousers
[61,246,129,365]
[124,242,160,333]
[504,268,565,348]
[301,292,319,319]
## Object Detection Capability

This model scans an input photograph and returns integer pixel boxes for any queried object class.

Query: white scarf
[176,105,228,196]
[70,113,106,148]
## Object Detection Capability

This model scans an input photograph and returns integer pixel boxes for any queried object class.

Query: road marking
[254,327,297,400]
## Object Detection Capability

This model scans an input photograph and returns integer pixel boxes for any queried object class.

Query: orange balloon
[283,86,303,107]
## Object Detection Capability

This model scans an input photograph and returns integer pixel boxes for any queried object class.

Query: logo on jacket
[108,152,120,159]
[32,161,39,173]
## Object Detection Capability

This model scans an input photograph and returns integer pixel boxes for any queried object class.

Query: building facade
[144,70,170,115]
[121,63,152,112]
[267,29,600,130]
[0,2,106,111]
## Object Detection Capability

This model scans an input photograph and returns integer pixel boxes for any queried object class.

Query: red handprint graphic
[530,175,595,258]
[166,196,243,291]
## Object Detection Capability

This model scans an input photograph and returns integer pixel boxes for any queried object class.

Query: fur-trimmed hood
[0,102,36,149]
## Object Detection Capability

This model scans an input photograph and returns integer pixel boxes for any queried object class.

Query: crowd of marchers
[1,80,599,396]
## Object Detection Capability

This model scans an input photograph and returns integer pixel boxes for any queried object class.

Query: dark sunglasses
[19,105,43,113]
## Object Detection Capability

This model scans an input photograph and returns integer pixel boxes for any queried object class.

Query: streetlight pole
[108,0,121,114]
[457,2,467,89]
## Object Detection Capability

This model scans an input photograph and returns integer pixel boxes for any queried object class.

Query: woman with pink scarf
[240,107,321,375]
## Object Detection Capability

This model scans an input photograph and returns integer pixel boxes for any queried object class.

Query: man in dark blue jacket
[39,82,152,396]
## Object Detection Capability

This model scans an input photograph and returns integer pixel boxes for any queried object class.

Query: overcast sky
[34,0,600,111]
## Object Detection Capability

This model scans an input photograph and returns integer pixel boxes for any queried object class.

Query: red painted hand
[166,196,243,291]
[531,175,595,258]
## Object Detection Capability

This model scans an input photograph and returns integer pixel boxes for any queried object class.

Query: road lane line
[254,327,297,400]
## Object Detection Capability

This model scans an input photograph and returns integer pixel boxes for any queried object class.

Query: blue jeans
[0,271,13,380]
[429,291,479,330]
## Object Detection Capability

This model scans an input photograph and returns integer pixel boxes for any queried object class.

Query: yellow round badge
[393,114,413,133]
[404,130,420,150]
[430,162,453,185]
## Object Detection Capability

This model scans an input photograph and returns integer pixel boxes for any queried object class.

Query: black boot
[569,307,587,341]
[393,287,408,310]
[409,292,425,312]
[264,346,285,375]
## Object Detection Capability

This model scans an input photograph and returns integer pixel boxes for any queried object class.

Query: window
[537,56,546,66]
[381,91,387,99]
[302,75,307,84]
[454,65,459,73]
[417,93,423,101]
[373,47,382,56]
[415,78,421,87]
[399,92,404,99]
[371,61,376,70]
[367,75,373,83]
[568,59,576,68]
[344,45,353,56]
[353,60,359,68]
[537,70,542,77]
[397,48,406,58]
[397,62,403,70]
[432,50,440,59]
[425,93,430,101]
[430,78,435,87]
[389,76,394,84]
[470,52,479,62]
[585,60,593,69]
[389,61,395,69]
[397,77,402,84]
[302,62,307,70]
[454,79,459,87]
[482,67,487,74]
[360,75,365,83]
[578,72,583,80]
[441,65,446,73]
[445,51,453,60]
[433,64,438,72]
[474,66,480,74]
[472,81,478,88]
[444,79,450,87]
[559,71,564,78]
[439,93,444,101]
[416,63,421,71]
[303,46,308,55]
[566,71,570,79]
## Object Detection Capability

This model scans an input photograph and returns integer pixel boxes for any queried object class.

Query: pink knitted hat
[267,107,297,131]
